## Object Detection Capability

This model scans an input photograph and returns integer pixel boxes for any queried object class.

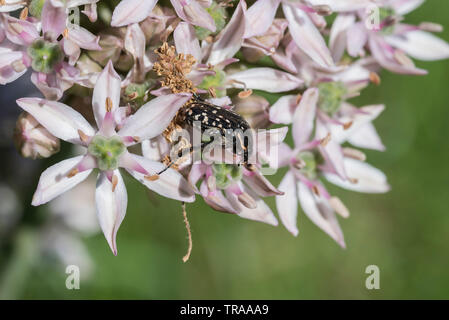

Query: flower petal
[111,0,158,27]
[126,154,196,202]
[16,97,95,144]
[269,95,296,124]
[244,0,280,38]
[118,93,191,141]
[385,30,449,61]
[283,3,334,68]
[391,0,424,15]
[41,0,67,41]
[208,0,246,65]
[324,158,390,193]
[171,0,216,32]
[329,13,356,62]
[276,171,299,236]
[32,156,93,206]
[0,51,27,84]
[297,181,345,248]
[95,170,127,255]
[4,15,39,45]
[174,22,202,62]
[92,60,122,128]
[227,67,302,93]
[292,88,318,147]
[67,26,101,51]
[347,123,385,151]
[346,22,368,57]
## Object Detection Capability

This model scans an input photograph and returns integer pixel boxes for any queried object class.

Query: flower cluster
[3,0,448,256]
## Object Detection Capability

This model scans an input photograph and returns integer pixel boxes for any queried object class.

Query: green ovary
[198,69,226,97]
[88,136,125,171]
[213,163,243,189]
[317,81,347,116]
[27,39,63,74]
[297,151,317,180]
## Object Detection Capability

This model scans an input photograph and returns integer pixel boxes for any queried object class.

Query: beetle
[156,94,254,175]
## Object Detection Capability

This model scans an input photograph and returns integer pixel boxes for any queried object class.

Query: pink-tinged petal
[63,39,81,66]
[0,51,27,84]
[306,0,372,12]
[368,36,427,75]
[347,123,385,151]
[32,156,93,206]
[30,72,64,101]
[124,23,145,61]
[227,67,302,93]
[67,26,101,51]
[208,0,246,65]
[41,0,67,41]
[316,119,347,180]
[244,0,280,38]
[391,0,424,15]
[51,0,99,7]
[385,30,449,61]
[92,60,122,128]
[276,171,298,236]
[141,137,170,162]
[331,104,384,145]
[225,187,278,226]
[4,15,39,45]
[283,3,334,68]
[95,170,127,255]
[189,164,206,191]
[243,170,283,197]
[269,95,296,124]
[346,22,368,57]
[325,158,390,193]
[200,182,238,214]
[297,181,345,248]
[253,127,288,168]
[111,0,157,27]
[329,13,356,62]
[171,0,216,32]
[292,88,318,147]
[118,93,191,142]
[126,154,196,202]
[82,3,98,22]
[276,142,294,168]
[16,97,95,144]
[174,22,202,62]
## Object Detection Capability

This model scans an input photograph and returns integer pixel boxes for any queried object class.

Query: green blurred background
[1,1,449,299]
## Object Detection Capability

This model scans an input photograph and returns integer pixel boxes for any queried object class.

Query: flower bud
[14,112,60,159]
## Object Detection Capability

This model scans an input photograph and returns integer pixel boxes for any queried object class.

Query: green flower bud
[198,69,226,97]
[27,39,63,74]
[195,2,227,40]
[317,81,347,115]
[88,136,125,171]
[29,0,46,18]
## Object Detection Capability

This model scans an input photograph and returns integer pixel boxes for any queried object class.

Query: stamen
[343,121,353,130]
[394,50,414,67]
[67,168,79,178]
[295,93,302,105]
[320,133,331,146]
[343,147,366,161]
[63,28,69,38]
[238,89,253,99]
[105,97,113,112]
[181,202,193,263]
[330,196,350,218]
[0,0,5,5]
[293,158,306,170]
[369,72,381,86]
[132,136,140,143]
[144,174,160,181]
[12,60,26,73]
[208,87,217,98]
[238,192,257,209]
[19,7,28,20]
[349,177,359,184]
[78,129,89,143]
[111,174,118,192]
[312,185,320,196]
[312,4,332,16]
